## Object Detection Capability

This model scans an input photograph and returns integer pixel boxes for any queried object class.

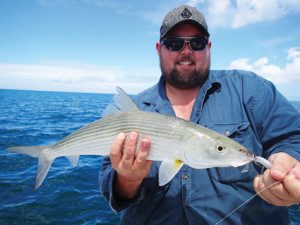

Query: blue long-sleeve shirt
[99,70,300,225]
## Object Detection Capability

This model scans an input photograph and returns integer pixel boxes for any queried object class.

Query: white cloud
[195,0,299,28]
[0,62,160,94]
[232,0,285,28]
[278,0,300,13]
[228,47,300,84]
[287,47,300,60]
[207,0,234,28]
[37,0,299,29]
[187,0,206,7]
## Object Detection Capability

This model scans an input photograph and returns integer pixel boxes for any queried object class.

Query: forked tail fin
[7,146,46,157]
[7,146,54,189]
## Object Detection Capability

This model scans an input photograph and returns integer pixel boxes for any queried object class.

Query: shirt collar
[141,71,222,114]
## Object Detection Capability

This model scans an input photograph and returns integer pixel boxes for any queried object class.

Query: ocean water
[0,89,299,225]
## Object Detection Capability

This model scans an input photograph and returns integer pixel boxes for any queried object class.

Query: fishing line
[214,179,282,225]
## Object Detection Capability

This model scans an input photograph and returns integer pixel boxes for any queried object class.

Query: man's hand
[254,152,300,206]
[110,131,152,199]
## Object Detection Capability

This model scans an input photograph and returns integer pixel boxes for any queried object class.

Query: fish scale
[51,112,186,160]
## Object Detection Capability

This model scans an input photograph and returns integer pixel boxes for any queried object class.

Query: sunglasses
[160,36,208,52]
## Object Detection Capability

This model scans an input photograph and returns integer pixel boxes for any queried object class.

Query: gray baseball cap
[160,5,209,39]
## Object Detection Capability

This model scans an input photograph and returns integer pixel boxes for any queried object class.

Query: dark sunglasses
[160,36,208,52]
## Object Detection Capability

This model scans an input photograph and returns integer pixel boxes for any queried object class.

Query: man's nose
[180,41,192,53]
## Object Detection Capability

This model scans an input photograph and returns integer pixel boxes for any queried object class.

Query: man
[100,5,300,225]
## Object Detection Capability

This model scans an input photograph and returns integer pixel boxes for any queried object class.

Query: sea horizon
[1,88,300,102]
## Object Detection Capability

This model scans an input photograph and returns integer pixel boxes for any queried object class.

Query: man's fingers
[283,168,300,203]
[254,174,286,205]
[121,131,138,168]
[110,132,125,168]
[254,169,299,206]
[261,170,289,199]
[134,138,151,169]
[110,132,152,184]
[269,153,297,181]
[268,153,300,204]
[254,175,269,202]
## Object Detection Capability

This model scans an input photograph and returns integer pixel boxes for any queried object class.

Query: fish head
[182,130,255,169]
[210,137,255,167]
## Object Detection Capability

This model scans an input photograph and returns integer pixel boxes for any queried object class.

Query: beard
[160,56,210,89]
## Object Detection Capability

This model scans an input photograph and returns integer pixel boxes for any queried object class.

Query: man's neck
[165,83,200,121]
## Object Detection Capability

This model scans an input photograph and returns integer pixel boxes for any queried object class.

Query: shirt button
[183,174,188,180]
[184,201,188,207]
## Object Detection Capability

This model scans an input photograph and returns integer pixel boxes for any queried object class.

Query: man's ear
[207,40,212,49]
[156,42,161,55]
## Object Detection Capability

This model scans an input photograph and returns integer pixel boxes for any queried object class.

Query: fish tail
[35,154,54,189]
[7,146,47,157]
[7,145,54,189]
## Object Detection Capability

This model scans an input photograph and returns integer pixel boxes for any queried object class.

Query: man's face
[156,23,211,89]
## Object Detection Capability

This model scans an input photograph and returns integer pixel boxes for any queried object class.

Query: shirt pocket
[204,122,257,183]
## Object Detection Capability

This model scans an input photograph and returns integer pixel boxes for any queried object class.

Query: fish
[7,87,271,189]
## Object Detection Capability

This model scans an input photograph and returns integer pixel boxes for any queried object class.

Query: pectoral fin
[159,159,184,186]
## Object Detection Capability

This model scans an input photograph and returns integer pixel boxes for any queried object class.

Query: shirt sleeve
[251,77,300,160]
[99,156,160,212]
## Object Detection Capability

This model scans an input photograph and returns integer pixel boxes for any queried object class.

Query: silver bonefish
[7,87,272,189]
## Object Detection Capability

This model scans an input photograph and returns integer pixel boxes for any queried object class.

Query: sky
[0,0,300,100]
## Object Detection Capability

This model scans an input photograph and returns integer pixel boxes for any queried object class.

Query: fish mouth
[230,151,255,167]
[239,148,255,159]
[248,152,255,160]
[231,159,253,167]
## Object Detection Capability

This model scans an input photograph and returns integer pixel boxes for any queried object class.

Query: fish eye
[218,146,224,151]
[215,144,226,153]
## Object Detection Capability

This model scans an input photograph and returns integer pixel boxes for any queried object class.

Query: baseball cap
[160,5,210,39]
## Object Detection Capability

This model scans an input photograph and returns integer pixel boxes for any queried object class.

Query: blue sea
[0,89,299,225]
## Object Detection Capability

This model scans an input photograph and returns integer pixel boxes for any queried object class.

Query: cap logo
[181,8,192,19]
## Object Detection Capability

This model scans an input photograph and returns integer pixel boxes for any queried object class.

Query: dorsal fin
[102,86,139,117]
